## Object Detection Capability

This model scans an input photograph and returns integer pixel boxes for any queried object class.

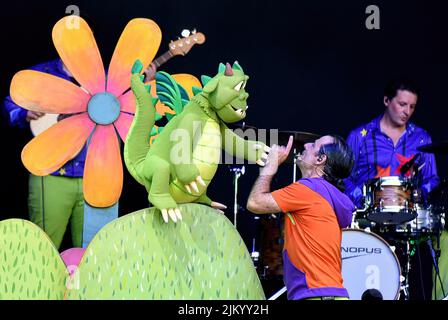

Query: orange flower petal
[84,125,123,207]
[118,90,136,114]
[107,19,162,96]
[171,74,202,98]
[114,112,134,142]
[52,16,105,94]
[10,70,90,114]
[21,114,94,175]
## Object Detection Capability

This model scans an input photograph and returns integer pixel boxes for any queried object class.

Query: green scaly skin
[124,61,267,216]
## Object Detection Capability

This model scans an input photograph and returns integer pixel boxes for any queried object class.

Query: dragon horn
[232,61,243,72]
[224,62,234,76]
[218,63,226,73]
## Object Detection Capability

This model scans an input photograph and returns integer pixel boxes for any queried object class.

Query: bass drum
[341,229,401,300]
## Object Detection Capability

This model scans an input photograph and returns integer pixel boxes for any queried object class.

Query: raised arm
[247,136,293,214]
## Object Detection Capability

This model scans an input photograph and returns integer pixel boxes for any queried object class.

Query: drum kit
[344,142,447,300]
[227,124,448,300]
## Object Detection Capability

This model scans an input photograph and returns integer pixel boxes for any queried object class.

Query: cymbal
[417,141,448,154]
[227,122,258,130]
[228,124,321,151]
[276,130,321,147]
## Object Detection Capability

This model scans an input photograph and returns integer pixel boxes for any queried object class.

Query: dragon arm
[220,123,268,163]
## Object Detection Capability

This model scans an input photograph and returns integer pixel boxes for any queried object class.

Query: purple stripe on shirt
[283,250,349,300]
[299,177,355,228]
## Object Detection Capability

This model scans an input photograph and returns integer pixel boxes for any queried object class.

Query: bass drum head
[341,228,401,300]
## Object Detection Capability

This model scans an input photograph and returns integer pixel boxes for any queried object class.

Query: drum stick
[268,286,287,300]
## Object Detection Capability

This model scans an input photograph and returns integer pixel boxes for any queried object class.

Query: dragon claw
[168,209,177,223]
[161,209,169,223]
[196,176,206,187]
[256,159,266,167]
[190,181,199,193]
[174,208,183,220]
[185,185,192,194]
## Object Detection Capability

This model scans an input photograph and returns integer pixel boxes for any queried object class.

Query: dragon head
[201,61,249,123]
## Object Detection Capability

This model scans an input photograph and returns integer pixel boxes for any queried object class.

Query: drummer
[343,78,440,300]
[344,78,439,208]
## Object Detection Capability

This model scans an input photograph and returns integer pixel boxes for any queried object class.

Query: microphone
[400,153,421,175]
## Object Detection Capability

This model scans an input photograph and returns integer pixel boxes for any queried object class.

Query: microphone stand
[228,165,245,228]
[293,147,297,182]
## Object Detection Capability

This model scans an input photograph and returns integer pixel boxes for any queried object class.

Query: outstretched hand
[260,135,293,175]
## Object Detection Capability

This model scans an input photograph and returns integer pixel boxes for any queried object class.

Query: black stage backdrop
[1,0,448,300]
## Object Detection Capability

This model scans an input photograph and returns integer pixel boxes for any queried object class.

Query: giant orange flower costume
[10,16,162,208]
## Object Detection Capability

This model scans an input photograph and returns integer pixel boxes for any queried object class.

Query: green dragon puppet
[125,60,270,223]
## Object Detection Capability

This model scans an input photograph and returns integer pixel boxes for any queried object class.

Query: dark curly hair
[317,135,354,192]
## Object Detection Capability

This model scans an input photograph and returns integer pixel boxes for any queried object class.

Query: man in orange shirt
[247,135,356,300]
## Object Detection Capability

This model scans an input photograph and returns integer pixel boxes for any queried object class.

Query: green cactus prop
[0,219,68,299]
[66,204,265,299]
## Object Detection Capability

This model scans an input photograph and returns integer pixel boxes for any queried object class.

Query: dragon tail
[124,61,156,186]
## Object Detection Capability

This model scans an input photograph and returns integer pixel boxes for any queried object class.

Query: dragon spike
[144,84,151,93]
[224,63,234,76]
[201,75,212,86]
[232,61,243,72]
[155,112,162,121]
[192,86,202,96]
[150,127,158,136]
[218,62,226,73]
[151,97,159,105]
[139,75,145,81]
[131,59,143,74]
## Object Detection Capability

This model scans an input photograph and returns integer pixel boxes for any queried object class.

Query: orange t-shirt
[271,179,352,299]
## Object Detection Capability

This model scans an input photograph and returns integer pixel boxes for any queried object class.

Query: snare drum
[365,176,417,225]
[341,229,401,300]
[395,205,445,235]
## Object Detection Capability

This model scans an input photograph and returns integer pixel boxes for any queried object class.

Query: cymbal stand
[229,165,245,228]
[400,240,411,300]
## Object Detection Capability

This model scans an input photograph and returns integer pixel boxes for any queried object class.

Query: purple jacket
[344,115,439,208]
[3,59,86,177]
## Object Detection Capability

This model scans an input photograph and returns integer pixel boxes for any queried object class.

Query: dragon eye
[234,81,244,91]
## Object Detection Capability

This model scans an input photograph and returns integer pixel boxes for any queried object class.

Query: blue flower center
[87,92,120,125]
